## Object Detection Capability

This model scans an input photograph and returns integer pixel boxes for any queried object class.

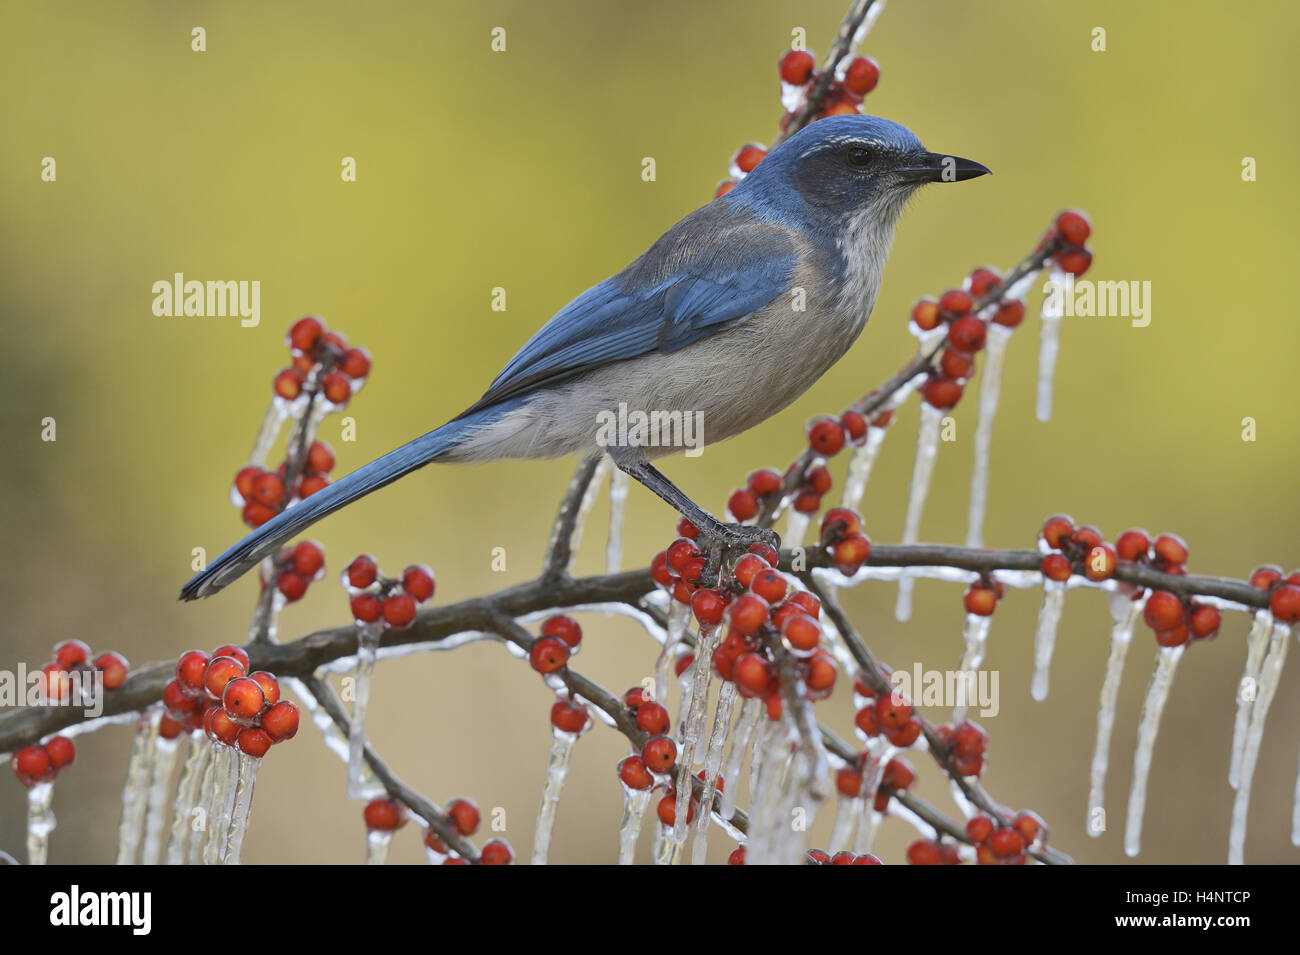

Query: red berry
[529,636,569,673]
[992,300,1026,327]
[550,698,590,734]
[363,798,406,831]
[835,767,863,797]
[44,736,75,771]
[292,540,325,577]
[205,706,241,745]
[176,650,209,692]
[728,488,759,521]
[247,670,280,707]
[1040,514,1074,549]
[968,267,1001,298]
[163,678,198,713]
[446,798,480,836]
[636,702,671,736]
[733,654,772,697]
[787,591,821,618]
[1013,810,1046,847]
[656,792,695,827]
[907,840,943,865]
[875,693,913,731]
[93,651,129,689]
[1250,565,1283,590]
[402,564,436,603]
[540,615,580,649]
[1056,246,1092,277]
[832,534,871,575]
[1269,584,1300,623]
[727,594,770,635]
[808,418,845,456]
[964,585,997,616]
[966,815,995,844]
[1116,529,1150,561]
[237,727,274,758]
[843,55,880,96]
[1152,533,1188,567]
[277,570,308,602]
[939,289,974,315]
[203,656,246,699]
[251,472,284,509]
[948,315,987,352]
[346,554,379,589]
[306,441,335,474]
[781,614,821,653]
[841,411,868,443]
[242,500,277,528]
[321,372,352,405]
[480,839,513,864]
[666,538,700,575]
[676,517,700,540]
[54,639,91,669]
[779,49,815,85]
[1085,544,1117,582]
[911,299,941,331]
[728,846,746,865]
[922,376,963,409]
[288,316,324,352]
[731,553,768,589]
[989,827,1026,858]
[223,677,265,721]
[273,368,304,400]
[1143,591,1185,631]
[820,507,862,543]
[747,469,783,497]
[939,348,975,379]
[714,181,736,199]
[1054,210,1091,246]
[381,593,418,628]
[733,144,767,173]
[340,347,372,379]
[12,746,52,785]
[350,592,382,622]
[807,465,832,495]
[212,645,250,670]
[619,756,654,791]
[1041,553,1072,582]
[261,701,300,741]
[1155,623,1190,647]
[642,735,677,774]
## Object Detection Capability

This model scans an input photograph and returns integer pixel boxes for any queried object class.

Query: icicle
[141,733,183,865]
[1035,267,1066,422]
[115,708,160,865]
[188,745,216,865]
[654,600,691,705]
[748,717,797,864]
[841,425,887,511]
[719,698,761,820]
[604,465,629,573]
[852,741,894,855]
[347,621,385,800]
[617,785,653,865]
[1228,623,1291,864]
[1292,748,1300,848]
[895,401,945,622]
[566,455,609,571]
[166,733,209,865]
[1031,580,1067,701]
[691,681,738,865]
[1230,611,1274,789]
[672,626,723,847]
[222,753,261,865]
[1086,592,1143,838]
[282,676,350,762]
[828,790,859,853]
[1124,644,1186,857]
[26,781,55,865]
[530,726,580,865]
[965,323,1013,547]
[366,828,393,864]
[203,744,239,865]
[953,612,992,722]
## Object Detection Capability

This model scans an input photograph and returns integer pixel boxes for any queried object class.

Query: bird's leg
[615,458,781,558]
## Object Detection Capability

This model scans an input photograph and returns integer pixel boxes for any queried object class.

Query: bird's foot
[701,521,782,560]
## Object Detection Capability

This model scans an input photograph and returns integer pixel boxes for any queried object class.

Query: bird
[181,113,988,600]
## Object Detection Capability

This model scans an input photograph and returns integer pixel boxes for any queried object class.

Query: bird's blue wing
[459,204,798,415]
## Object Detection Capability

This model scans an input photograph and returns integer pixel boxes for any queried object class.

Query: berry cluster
[343,554,436,629]
[528,614,583,674]
[1249,565,1300,624]
[713,48,880,198]
[416,797,513,864]
[1045,209,1094,277]
[160,645,300,756]
[934,719,989,778]
[964,809,1047,865]
[963,577,1006,616]
[911,267,1019,411]
[1038,514,1120,584]
[264,539,326,603]
[282,316,372,409]
[819,506,872,576]
[233,441,336,527]
[11,736,75,788]
[835,754,916,812]
[37,639,129,702]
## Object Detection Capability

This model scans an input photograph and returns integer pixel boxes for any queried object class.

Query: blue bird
[181,114,988,599]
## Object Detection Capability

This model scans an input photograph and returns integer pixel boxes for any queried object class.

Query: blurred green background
[2,0,1298,865]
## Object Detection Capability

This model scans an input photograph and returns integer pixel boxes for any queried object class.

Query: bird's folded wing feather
[458,205,799,416]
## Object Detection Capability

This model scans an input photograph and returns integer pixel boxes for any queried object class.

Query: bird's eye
[848,146,873,167]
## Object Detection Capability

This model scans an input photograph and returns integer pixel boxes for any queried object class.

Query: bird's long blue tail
[179,403,508,601]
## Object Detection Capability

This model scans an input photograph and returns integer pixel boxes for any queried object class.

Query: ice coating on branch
[605,465,629,574]
[282,676,350,761]
[167,733,209,865]
[1031,580,1067,701]
[26,781,55,865]
[841,424,887,511]
[691,681,738,865]
[1230,611,1274,789]
[953,612,992,722]
[1035,267,1066,422]
[783,508,812,549]
[965,323,1013,548]
[1086,592,1144,838]
[851,0,888,45]
[222,752,260,865]
[141,734,182,865]
[1124,644,1185,858]
[115,708,160,865]
[347,622,386,800]
[852,741,894,855]
[248,398,291,469]
[1228,623,1291,864]
[1292,748,1300,847]
[567,455,609,571]
[530,726,580,865]
[895,401,946,622]
[719,698,761,820]
[365,828,393,865]
[617,784,653,864]
[828,789,858,853]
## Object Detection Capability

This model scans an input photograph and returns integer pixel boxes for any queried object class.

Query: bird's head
[732,114,989,227]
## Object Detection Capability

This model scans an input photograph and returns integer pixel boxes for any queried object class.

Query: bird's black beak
[896,152,991,184]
